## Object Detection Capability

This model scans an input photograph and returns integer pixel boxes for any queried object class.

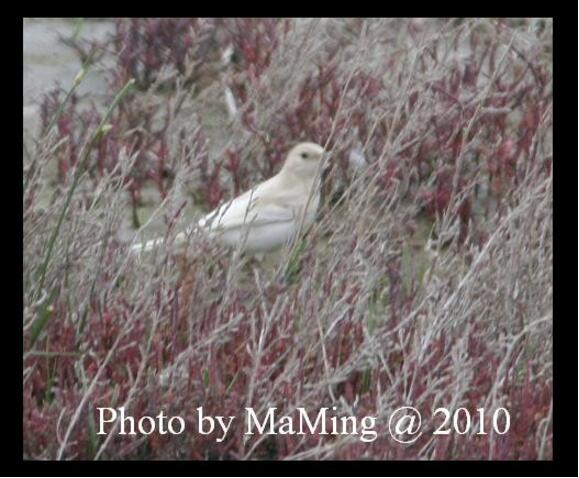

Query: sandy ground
[23,18,114,143]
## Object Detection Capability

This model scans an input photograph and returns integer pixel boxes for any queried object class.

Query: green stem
[35,78,135,301]
[43,48,96,137]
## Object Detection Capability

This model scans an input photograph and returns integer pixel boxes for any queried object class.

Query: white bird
[131,142,326,255]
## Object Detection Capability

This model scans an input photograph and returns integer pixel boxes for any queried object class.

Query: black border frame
[17,10,575,476]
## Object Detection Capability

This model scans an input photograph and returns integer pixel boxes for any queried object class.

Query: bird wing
[199,184,296,232]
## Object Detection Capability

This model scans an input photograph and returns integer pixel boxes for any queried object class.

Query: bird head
[281,142,326,180]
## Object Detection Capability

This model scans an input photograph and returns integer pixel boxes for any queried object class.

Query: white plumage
[131,142,326,255]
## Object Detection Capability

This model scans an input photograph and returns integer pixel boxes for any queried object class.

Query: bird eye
[301,152,309,159]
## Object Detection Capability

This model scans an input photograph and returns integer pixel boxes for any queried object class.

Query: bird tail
[130,228,191,255]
